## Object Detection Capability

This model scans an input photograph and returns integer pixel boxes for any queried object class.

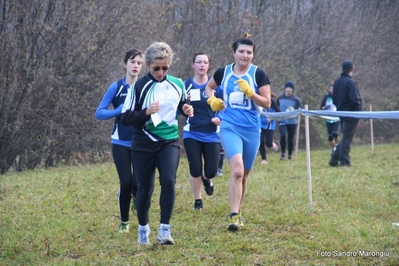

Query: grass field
[1,144,399,265]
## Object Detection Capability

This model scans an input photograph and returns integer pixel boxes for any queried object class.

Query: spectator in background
[259,92,280,164]
[329,60,362,167]
[320,83,340,155]
[95,49,142,233]
[121,42,193,245]
[277,81,303,160]
[182,52,223,210]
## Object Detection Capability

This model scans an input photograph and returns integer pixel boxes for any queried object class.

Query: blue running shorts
[220,123,260,170]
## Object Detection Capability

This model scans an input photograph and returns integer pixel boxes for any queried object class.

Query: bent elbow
[95,110,105,120]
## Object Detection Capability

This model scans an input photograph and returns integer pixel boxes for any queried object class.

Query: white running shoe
[157,224,174,245]
[137,225,151,245]
[272,142,278,151]
[217,168,223,176]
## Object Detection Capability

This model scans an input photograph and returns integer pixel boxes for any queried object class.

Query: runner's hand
[236,78,254,98]
[207,96,225,111]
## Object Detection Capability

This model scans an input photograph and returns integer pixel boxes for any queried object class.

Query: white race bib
[189,89,201,101]
[229,92,244,104]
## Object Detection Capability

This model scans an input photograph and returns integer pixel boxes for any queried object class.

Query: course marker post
[370,104,374,151]
[295,108,301,161]
[305,105,313,208]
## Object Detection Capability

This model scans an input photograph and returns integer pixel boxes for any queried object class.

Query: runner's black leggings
[279,123,297,155]
[131,145,180,225]
[183,138,219,178]
[259,129,275,160]
[112,144,136,222]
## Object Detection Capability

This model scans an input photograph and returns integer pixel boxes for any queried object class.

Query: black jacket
[332,73,362,111]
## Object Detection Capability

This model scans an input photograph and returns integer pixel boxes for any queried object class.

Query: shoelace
[160,228,170,238]
[231,215,240,224]
[139,231,148,242]
[204,180,213,188]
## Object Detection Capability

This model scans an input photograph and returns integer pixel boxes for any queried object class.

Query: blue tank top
[218,64,261,129]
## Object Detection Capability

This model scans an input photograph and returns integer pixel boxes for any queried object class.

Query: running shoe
[118,222,129,233]
[217,168,223,176]
[193,200,203,210]
[272,142,278,151]
[201,175,214,196]
[228,214,244,231]
[328,157,339,167]
[157,224,174,245]
[137,226,151,245]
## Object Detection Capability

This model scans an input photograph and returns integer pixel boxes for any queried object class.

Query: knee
[160,177,176,189]
[120,180,133,188]
[230,166,244,180]
[204,170,216,179]
[190,171,202,178]
[231,170,244,180]
[137,189,153,199]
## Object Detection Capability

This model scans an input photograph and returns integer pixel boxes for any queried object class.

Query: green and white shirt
[121,73,186,151]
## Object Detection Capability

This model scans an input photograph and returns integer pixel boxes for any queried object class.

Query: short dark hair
[232,34,255,53]
[342,60,354,73]
[192,52,212,72]
[124,49,142,64]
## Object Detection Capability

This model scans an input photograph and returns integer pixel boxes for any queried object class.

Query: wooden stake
[370,104,374,151]
[305,105,313,208]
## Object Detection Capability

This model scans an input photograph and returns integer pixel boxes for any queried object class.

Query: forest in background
[1,0,398,173]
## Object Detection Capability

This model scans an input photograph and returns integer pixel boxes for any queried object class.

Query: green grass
[1,144,399,265]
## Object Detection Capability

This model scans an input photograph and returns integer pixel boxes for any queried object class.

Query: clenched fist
[207,96,225,111]
[236,78,254,98]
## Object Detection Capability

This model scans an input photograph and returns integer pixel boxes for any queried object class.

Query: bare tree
[1,0,398,173]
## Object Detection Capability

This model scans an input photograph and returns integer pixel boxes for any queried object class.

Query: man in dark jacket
[328,60,362,167]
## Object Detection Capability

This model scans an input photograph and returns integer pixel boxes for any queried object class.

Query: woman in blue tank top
[205,34,271,231]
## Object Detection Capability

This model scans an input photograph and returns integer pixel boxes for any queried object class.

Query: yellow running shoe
[228,214,244,231]
[118,222,130,233]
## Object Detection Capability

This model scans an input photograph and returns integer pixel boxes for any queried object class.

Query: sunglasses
[152,66,169,72]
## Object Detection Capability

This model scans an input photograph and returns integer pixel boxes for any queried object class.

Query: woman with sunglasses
[95,49,142,234]
[205,34,271,231]
[182,52,223,211]
[121,42,193,246]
